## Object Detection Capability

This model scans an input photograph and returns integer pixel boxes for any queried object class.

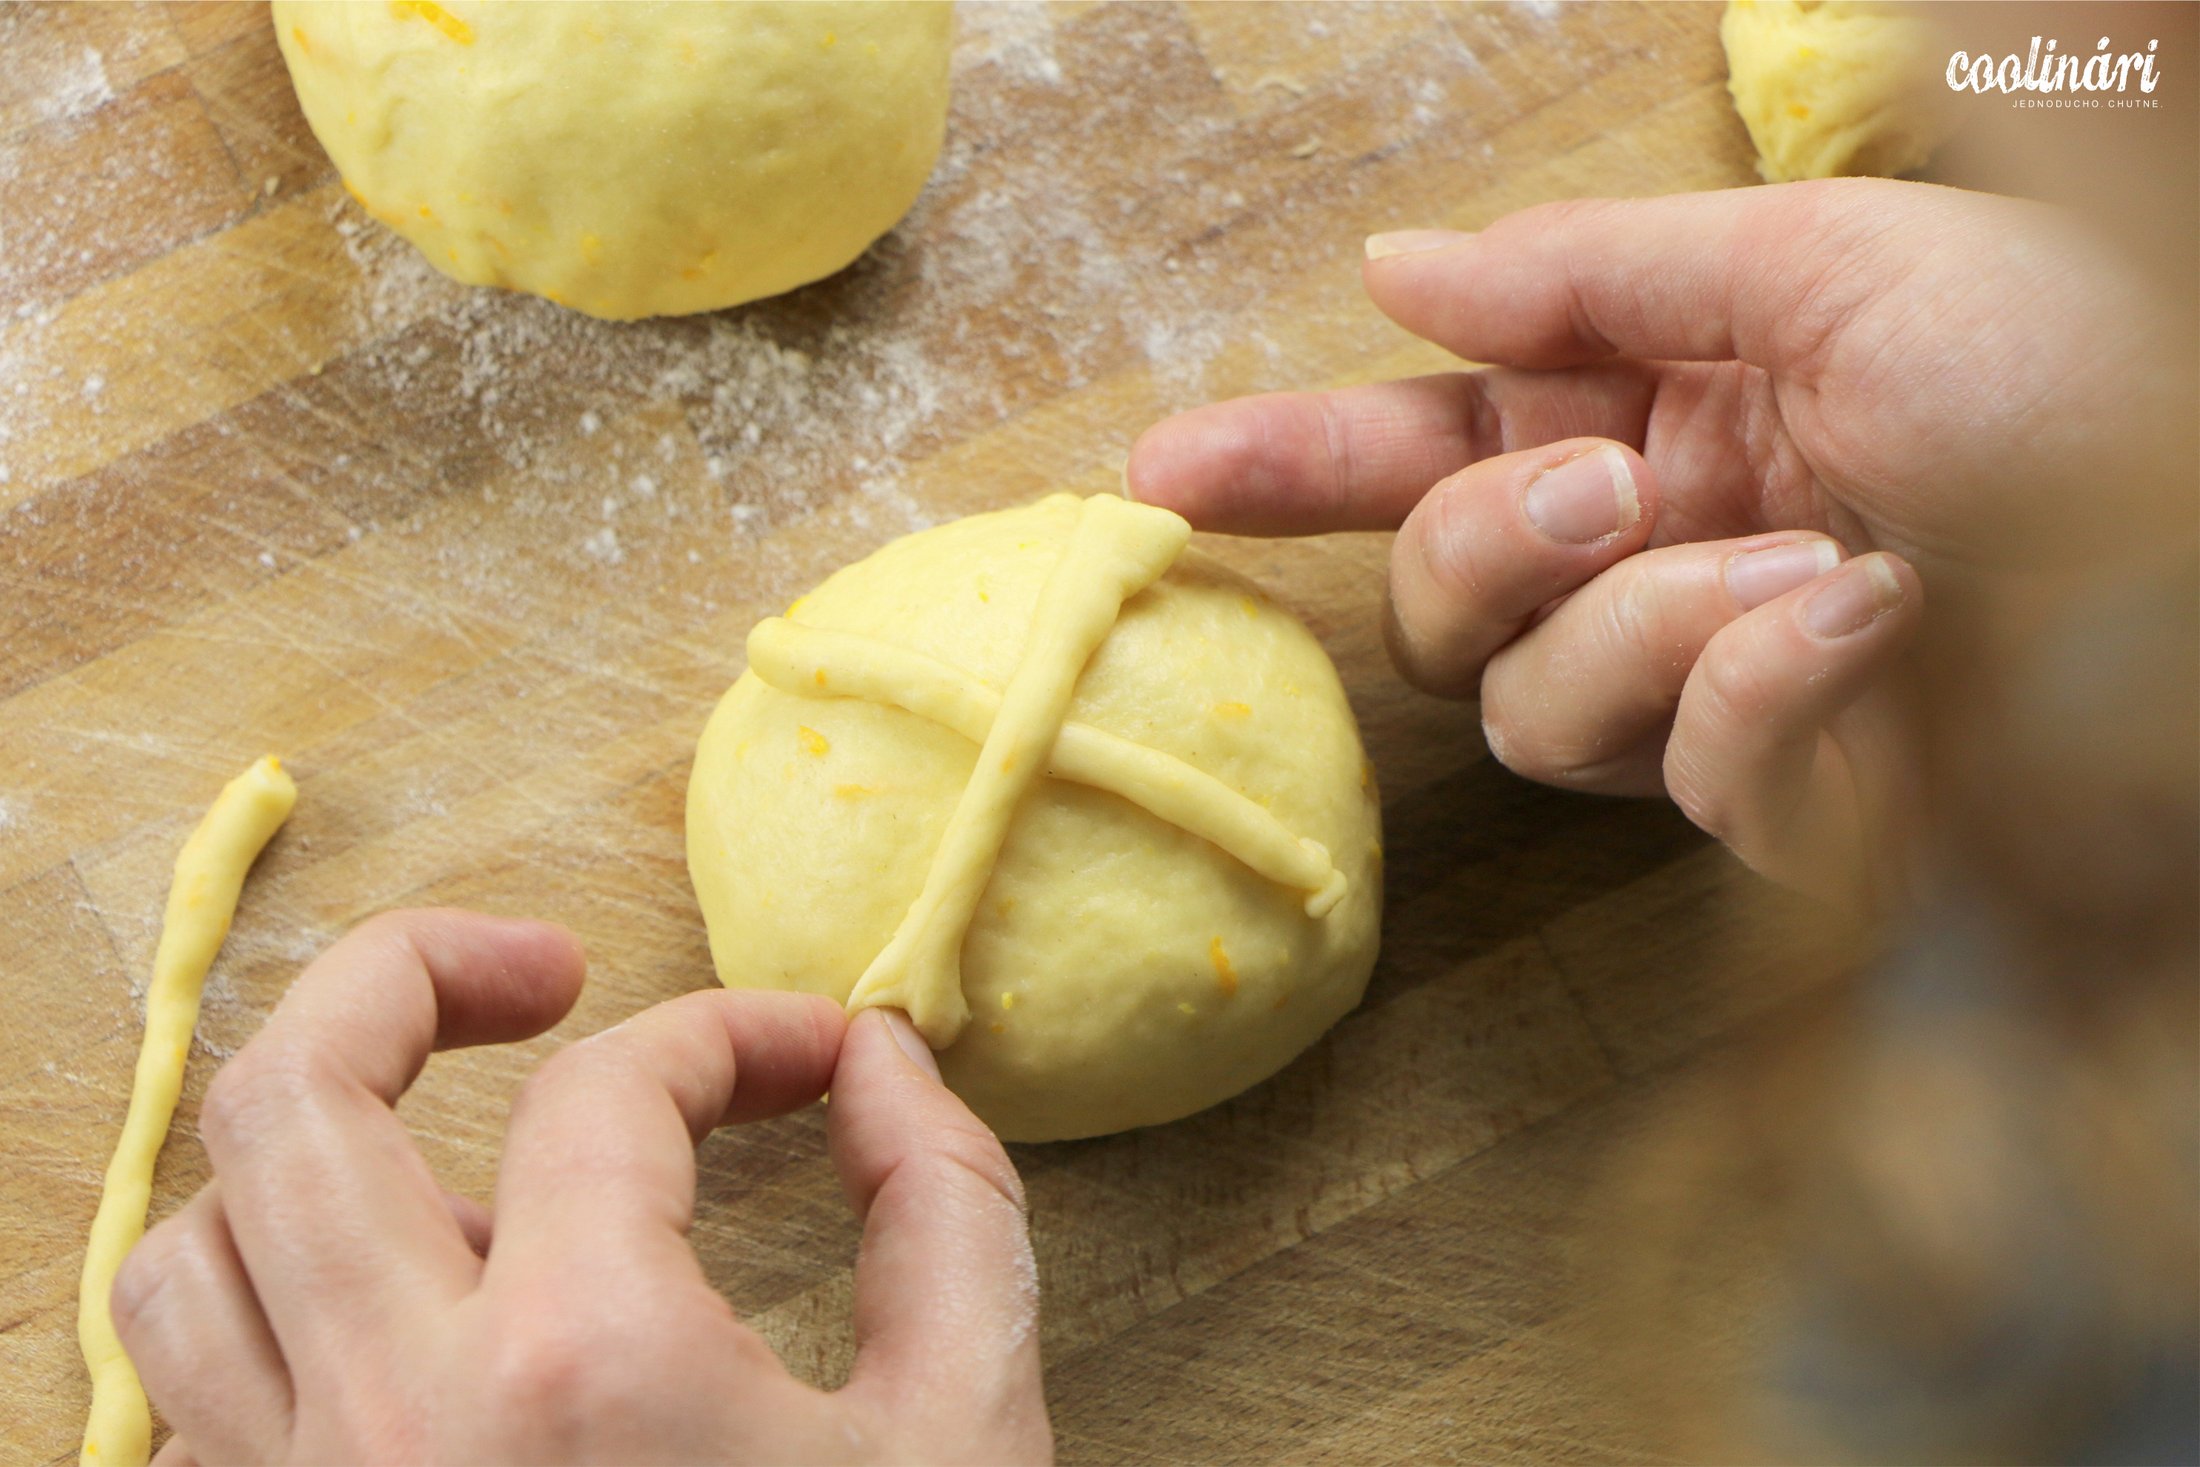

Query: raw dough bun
[1722,0,1954,182]
[272,1,951,320]
[686,496,1383,1142]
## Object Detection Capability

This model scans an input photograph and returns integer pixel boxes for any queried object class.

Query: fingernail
[1726,538,1841,611]
[878,1009,941,1081]
[1523,446,1638,544]
[1802,554,1904,638]
[1119,458,1138,503]
[1365,229,1472,260]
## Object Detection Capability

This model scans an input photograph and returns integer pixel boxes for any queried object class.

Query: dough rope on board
[77,758,296,1467]
[688,494,1384,1142]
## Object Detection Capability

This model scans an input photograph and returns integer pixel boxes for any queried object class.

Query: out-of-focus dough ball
[1721,0,1955,182]
[272,1,951,320]
[686,497,1385,1142]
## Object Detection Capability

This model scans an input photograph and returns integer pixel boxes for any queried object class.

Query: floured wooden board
[1,4,1851,1461]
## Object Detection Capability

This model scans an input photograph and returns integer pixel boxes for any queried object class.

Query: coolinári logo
[1946,36,2163,109]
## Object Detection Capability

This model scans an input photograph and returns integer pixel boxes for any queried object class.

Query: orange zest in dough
[390,0,475,45]
[797,726,830,756]
[1209,936,1239,998]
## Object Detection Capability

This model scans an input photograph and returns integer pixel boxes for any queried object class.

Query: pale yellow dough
[687,495,1383,1142]
[1722,0,1955,182]
[272,1,952,319]
[79,757,296,1467]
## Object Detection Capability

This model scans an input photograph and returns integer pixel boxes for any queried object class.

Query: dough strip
[78,757,296,1467]
[746,617,1345,917]
[843,496,1190,1045]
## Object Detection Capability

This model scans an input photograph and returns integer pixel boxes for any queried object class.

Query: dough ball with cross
[687,495,1384,1141]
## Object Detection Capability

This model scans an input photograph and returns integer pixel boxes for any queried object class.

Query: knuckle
[928,1122,1028,1217]
[1663,739,1740,845]
[1597,572,1676,672]
[481,1292,715,1440]
[1667,660,1772,846]
[1380,593,1439,695]
[1479,673,1590,786]
[345,908,434,963]
[1693,635,1777,730]
[1478,686,1527,773]
[1516,196,1608,249]
[1413,479,1486,607]
[109,1225,183,1334]
[199,1047,334,1149]
[511,1038,615,1120]
[482,1311,612,1430]
[1310,393,1358,517]
[1387,492,1493,699]
[345,907,417,947]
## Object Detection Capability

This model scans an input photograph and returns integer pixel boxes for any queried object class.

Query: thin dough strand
[746,617,1346,916]
[78,757,297,1467]
[843,495,1191,1044]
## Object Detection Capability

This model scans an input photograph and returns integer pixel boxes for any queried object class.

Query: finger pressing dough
[1722,0,1956,182]
[78,758,296,1467]
[687,495,1383,1141]
[272,1,952,319]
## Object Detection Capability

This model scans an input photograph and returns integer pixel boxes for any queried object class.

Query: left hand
[109,908,1051,1464]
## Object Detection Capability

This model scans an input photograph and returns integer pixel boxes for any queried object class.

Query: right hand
[1128,179,2177,908]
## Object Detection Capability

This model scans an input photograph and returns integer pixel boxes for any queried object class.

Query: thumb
[828,1009,1049,1458]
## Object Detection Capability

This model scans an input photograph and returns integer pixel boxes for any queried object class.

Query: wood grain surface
[0,4,1853,1461]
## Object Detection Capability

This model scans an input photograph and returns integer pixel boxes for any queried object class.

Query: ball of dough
[272,1,951,320]
[686,496,1384,1142]
[1721,0,1955,182]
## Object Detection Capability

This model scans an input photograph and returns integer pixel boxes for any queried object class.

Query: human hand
[110,909,1050,1465]
[1127,180,2169,908]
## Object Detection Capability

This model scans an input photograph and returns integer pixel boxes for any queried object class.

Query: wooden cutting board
[0,3,1849,1460]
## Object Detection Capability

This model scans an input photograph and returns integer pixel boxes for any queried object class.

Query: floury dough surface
[1721,0,1954,182]
[272,0,951,319]
[687,496,1383,1142]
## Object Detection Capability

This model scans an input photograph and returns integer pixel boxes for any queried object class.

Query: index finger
[488,989,844,1283]
[200,909,585,1382]
[1125,364,1656,536]
[829,1011,1049,1459]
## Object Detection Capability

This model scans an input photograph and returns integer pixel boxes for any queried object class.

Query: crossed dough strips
[747,494,1345,1048]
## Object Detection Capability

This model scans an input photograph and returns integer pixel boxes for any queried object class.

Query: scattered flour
[1,1,1552,1141]
[580,526,624,565]
[1,1,1501,547]
[3,0,1499,873]
[300,1,1307,573]
[33,45,114,127]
